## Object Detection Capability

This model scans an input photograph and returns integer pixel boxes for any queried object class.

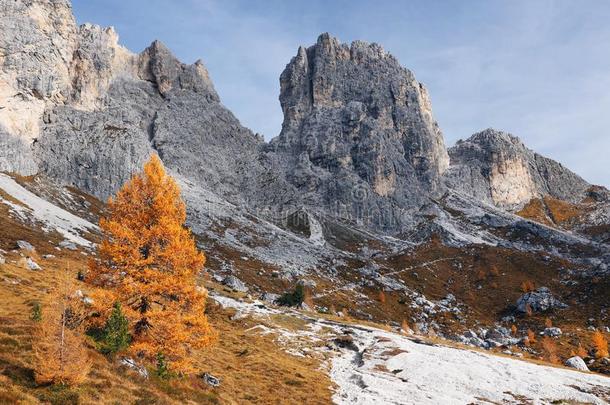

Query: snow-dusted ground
[211,293,610,405]
[0,174,97,246]
[331,326,610,405]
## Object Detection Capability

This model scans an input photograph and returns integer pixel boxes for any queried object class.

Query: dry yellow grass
[0,213,333,404]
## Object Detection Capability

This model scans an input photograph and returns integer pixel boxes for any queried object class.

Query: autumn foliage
[87,155,217,374]
[32,275,91,385]
[401,319,412,335]
[520,280,535,293]
[592,330,609,359]
[541,336,559,364]
[378,290,387,304]
[525,329,536,346]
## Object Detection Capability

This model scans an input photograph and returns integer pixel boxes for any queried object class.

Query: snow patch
[330,326,610,405]
[0,174,97,246]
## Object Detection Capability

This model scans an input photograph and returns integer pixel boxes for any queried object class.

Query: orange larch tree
[592,330,609,358]
[87,154,217,374]
[33,274,91,386]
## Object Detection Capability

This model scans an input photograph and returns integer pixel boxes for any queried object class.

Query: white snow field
[211,294,610,405]
[331,326,610,405]
[0,174,97,246]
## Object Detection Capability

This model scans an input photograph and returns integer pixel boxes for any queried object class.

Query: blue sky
[72,0,610,186]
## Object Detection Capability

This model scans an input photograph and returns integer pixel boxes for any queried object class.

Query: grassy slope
[0,205,332,405]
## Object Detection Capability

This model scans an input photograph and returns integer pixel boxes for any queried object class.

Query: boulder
[516,287,567,313]
[484,326,520,347]
[463,330,478,339]
[59,240,78,250]
[297,278,317,289]
[333,334,358,351]
[542,327,562,337]
[26,258,41,270]
[17,240,35,251]
[260,292,281,304]
[201,372,220,387]
[120,358,148,378]
[486,326,511,341]
[565,356,589,371]
[221,275,248,293]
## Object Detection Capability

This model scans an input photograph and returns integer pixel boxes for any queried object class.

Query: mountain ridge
[0,0,606,236]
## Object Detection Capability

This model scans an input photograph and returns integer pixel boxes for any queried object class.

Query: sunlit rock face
[444,129,590,209]
[1,1,598,235]
[0,0,263,199]
[269,33,450,230]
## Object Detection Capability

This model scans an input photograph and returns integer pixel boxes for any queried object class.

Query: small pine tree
[544,317,553,328]
[102,302,130,355]
[155,352,170,379]
[510,325,517,336]
[31,302,42,322]
[277,284,305,307]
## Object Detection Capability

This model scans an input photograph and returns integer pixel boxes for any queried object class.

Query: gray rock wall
[0,1,600,236]
[444,129,590,208]
[268,33,450,230]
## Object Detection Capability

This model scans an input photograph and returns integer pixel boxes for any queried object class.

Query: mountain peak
[445,128,590,207]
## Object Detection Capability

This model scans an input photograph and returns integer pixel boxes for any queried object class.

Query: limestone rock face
[270,33,449,230]
[0,0,262,200]
[0,1,603,237]
[0,0,76,173]
[444,129,590,209]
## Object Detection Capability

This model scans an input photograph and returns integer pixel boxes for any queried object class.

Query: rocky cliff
[0,0,262,201]
[0,0,603,235]
[444,129,591,209]
[266,33,449,230]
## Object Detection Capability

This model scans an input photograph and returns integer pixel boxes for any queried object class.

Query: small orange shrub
[511,325,517,336]
[541,336,559,364]
[525,329,536,345]
[401,319,411,334]
[303,289,314,310]
[378,290,386,304]
[544,318,553,328]
[521,280,535,293]
[577,344,588,358]
[33,275,91,385]
[489,265,500,277]
[592,330,609,358]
